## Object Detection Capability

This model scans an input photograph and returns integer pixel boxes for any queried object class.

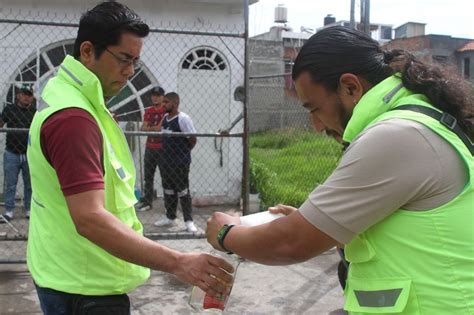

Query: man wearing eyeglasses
[26,2,233,314]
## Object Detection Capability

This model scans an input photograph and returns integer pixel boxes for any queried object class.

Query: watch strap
[216,224,235,254]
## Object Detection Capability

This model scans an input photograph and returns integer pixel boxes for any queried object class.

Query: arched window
[181,47,227,71]
[3,39,158,121]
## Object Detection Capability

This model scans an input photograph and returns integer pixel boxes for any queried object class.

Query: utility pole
[350,0,356,29]
[360,0,371,35]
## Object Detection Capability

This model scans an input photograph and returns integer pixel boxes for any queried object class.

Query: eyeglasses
[105,48,143,71]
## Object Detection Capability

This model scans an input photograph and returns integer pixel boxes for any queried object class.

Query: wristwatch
[216,224,235,254]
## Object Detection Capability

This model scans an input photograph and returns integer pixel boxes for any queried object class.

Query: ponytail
[385,49,473,139]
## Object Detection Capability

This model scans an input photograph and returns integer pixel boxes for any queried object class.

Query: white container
[188,251,241,313]
[240,210,284,226]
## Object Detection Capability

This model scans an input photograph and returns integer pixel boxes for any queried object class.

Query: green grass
[249,128,342,208]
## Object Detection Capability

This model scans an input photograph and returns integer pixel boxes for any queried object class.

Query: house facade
[0,0,256,204]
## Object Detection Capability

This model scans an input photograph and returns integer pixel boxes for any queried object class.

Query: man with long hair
[207,26,473,314]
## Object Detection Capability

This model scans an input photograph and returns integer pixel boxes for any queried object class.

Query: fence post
[242,0,250,215]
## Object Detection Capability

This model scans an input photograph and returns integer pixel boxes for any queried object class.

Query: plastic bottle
[188,250,241,313]
[240,210,284,226]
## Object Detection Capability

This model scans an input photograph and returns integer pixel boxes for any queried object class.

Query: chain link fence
[247,31,342,211]
[0,2,249,263]
[0,2,341,264]
[248,74,342,210]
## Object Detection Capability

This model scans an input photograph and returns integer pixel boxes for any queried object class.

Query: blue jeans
[35,284,131,315]
[3,150,31,213]
[35,285,75,315]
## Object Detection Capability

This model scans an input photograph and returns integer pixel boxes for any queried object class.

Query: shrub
[249,128,341,209]
[249,157,275,202]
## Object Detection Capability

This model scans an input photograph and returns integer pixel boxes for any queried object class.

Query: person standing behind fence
[154,92,198,233]
[136,86,166,212]
[0,85,35,223]
[26,3,233,314]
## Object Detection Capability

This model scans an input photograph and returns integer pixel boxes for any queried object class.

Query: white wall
[0,0,247,32]
[0,0,246,203]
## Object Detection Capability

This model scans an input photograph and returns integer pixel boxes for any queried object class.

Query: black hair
[293,26,473,139]
[151,86,165,96]
[73,1,149,59]
[164,92,180,104]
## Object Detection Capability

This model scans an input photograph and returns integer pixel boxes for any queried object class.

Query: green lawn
[250,128,342,208]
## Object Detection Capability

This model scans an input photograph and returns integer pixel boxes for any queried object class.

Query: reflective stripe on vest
[354,289,402,307]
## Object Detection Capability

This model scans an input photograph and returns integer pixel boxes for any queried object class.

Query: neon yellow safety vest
[27,55,150,295]
[342,75,474,314]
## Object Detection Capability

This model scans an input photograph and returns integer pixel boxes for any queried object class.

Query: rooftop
[458,41,474,52]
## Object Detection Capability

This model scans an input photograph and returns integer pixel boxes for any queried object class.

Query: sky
[249,0,474,39]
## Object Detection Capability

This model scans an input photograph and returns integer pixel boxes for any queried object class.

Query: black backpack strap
[391,105,474,156]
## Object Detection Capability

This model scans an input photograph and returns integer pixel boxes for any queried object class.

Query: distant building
[394,22,426,39]
[317,16,393,44]
[249,14,397,133]
[458,42,474,81]
[384,24,474,82]
[249,5,312,132]
[251,26,311,91]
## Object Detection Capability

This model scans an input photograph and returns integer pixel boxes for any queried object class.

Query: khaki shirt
[299,118,468,244]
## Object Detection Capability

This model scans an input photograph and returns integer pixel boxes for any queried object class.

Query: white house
[0,0,257,204]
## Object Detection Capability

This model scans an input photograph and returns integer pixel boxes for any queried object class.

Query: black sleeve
[1,106,11,124]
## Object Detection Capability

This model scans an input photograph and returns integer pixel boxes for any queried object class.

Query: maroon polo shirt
[40,108,104,196]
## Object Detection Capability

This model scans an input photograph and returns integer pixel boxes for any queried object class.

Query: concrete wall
[395,23,425,39]
[249,39,283,76]
[0,0,247,32]
[248,38,310,133]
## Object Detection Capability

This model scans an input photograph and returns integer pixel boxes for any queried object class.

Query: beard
[336,96,352,130]
[324,129,343,143]
[323,97,352,143]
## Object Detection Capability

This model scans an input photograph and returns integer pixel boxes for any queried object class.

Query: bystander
[136,86,166,212]
[154,92,198,233]
[0,85,35,223]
